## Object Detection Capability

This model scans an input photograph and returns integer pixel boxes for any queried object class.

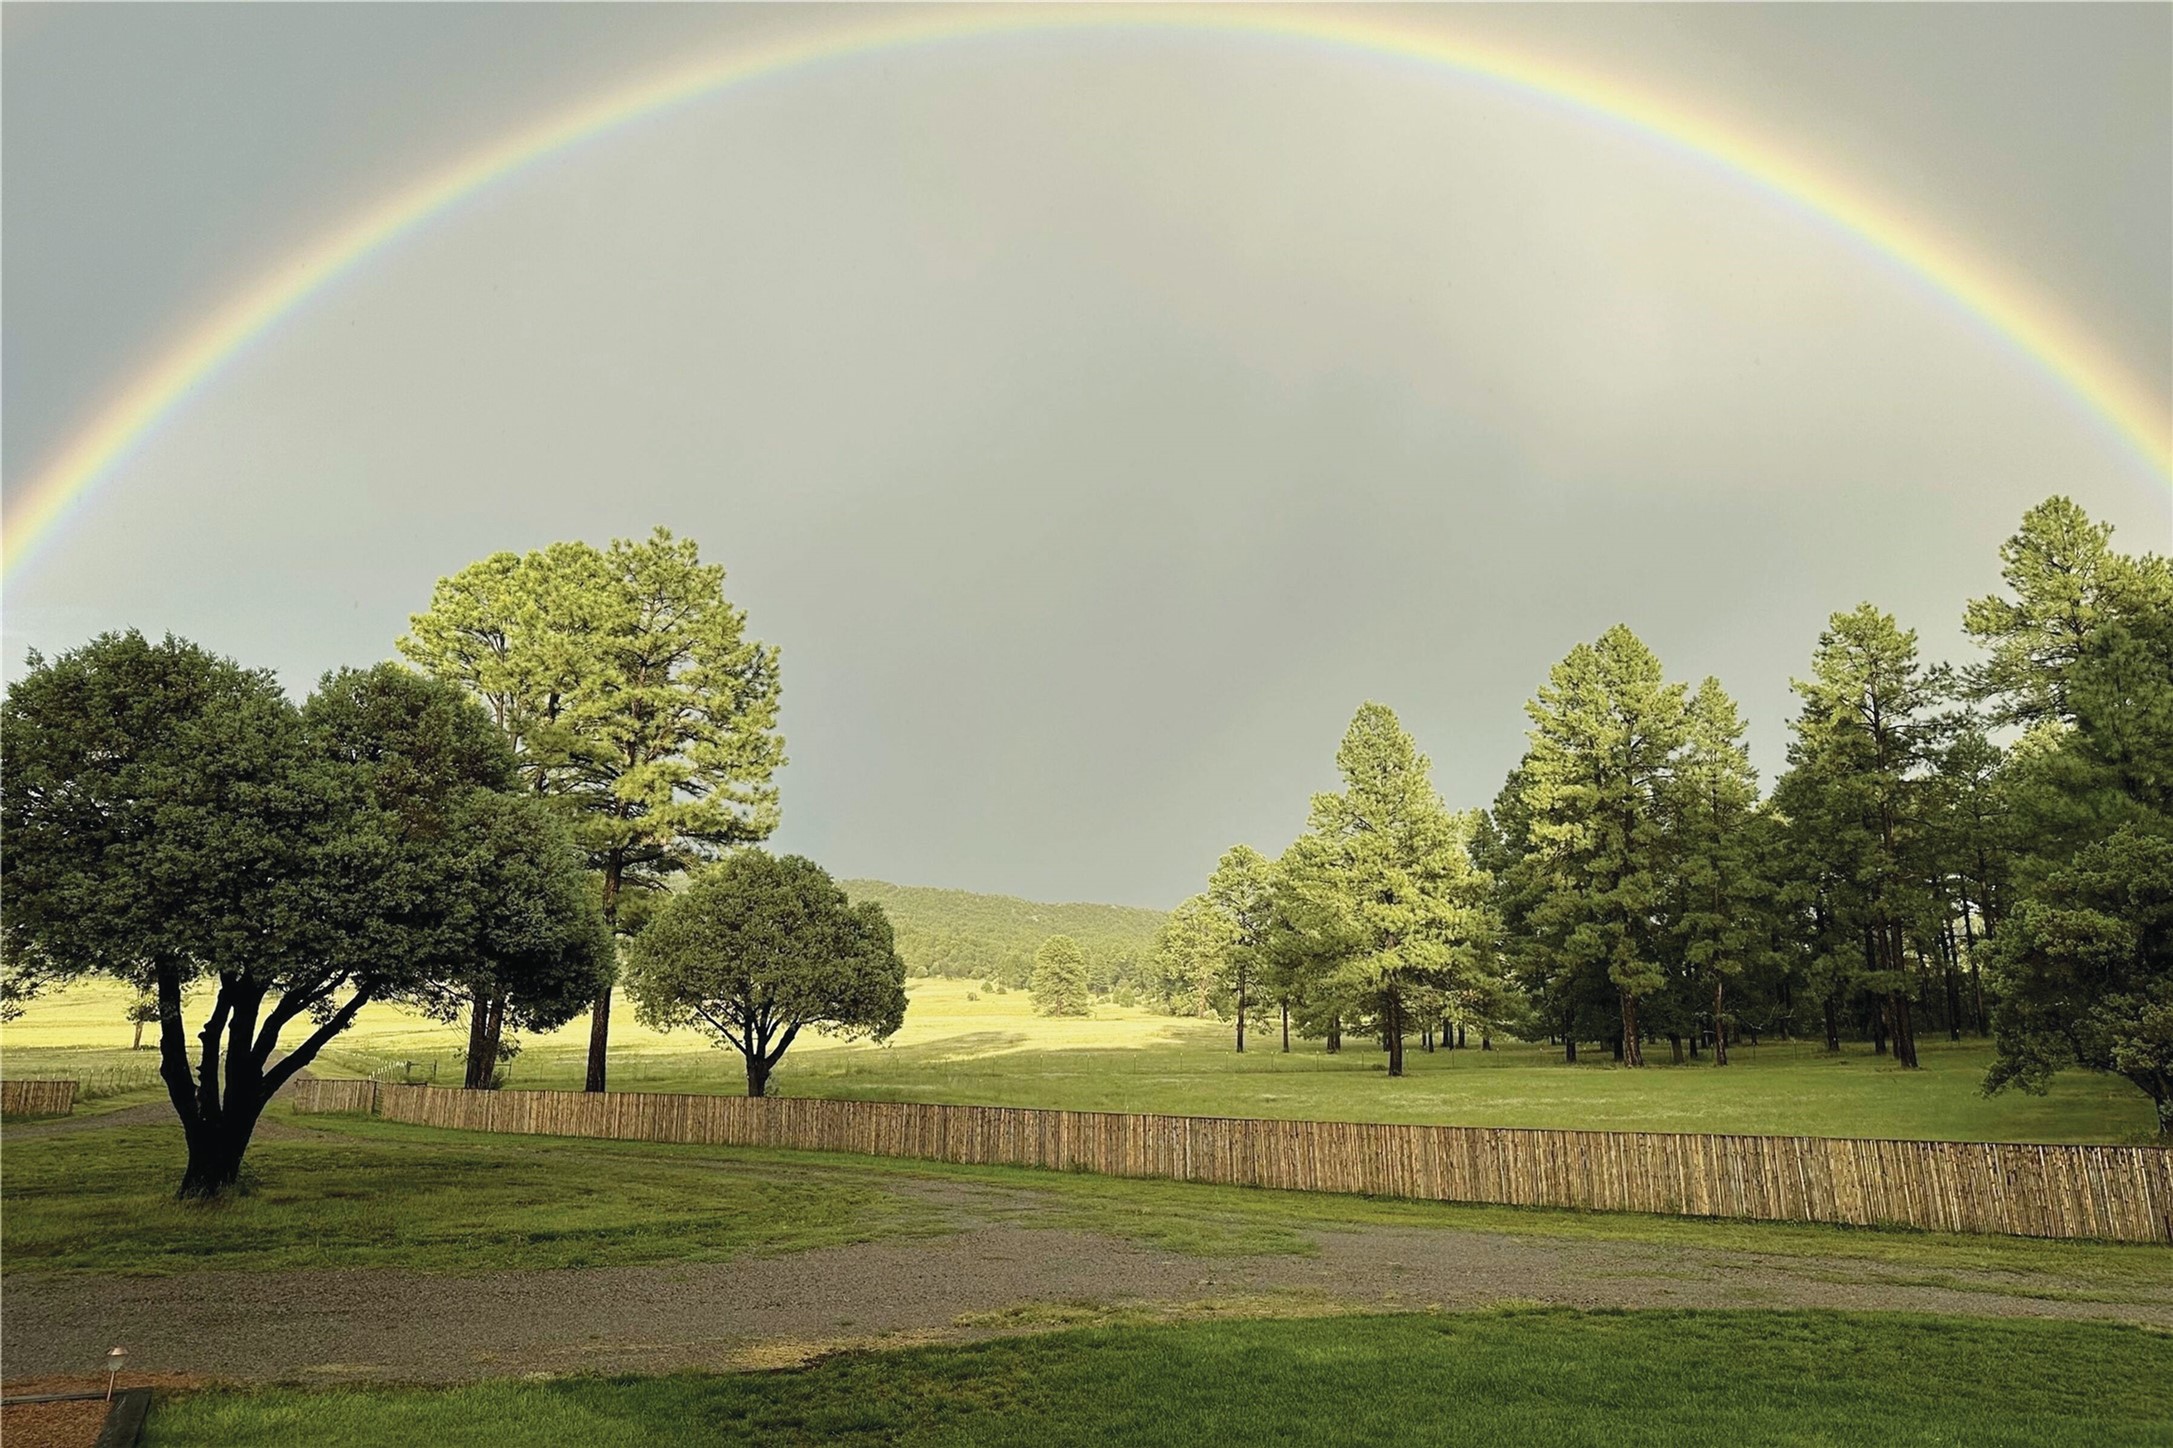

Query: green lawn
[8,1117,2167,1292]
[141,1310,2173,1447]
[0,1121,936,1275]
[8,978,2154,1142]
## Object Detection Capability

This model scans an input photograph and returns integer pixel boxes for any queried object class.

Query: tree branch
[260,987,376,1098]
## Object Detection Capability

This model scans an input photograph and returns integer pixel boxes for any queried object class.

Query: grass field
[8,1116,2168,1289]
[139,1310,2173,1447]
[6,978,2154,1142]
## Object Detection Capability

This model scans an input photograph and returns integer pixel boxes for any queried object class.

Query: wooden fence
[289,1078,380,1115]
[1,1079,78,1118]
[298,1084,2173,1244]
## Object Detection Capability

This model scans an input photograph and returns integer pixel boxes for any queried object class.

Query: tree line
[1152,498,2172,1133]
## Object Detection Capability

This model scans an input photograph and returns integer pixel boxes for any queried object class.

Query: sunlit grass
[6,977,2155,1142]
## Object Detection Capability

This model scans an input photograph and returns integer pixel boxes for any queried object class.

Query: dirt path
[7,1177,2166,1385]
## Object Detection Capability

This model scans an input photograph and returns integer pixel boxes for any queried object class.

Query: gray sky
[4,4,2168,907]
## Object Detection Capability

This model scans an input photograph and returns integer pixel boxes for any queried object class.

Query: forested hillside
[842,881,1166,995]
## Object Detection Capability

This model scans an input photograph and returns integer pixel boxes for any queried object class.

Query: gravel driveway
[7,1171,2165,1385]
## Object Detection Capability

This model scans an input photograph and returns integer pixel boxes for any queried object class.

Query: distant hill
[842,880,1167,990]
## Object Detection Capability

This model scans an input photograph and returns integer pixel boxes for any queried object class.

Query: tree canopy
[1,641,607,1193]
[624,852,906,1097]
[1030,934,1092,1017]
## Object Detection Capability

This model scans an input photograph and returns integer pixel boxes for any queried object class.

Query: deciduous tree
[1,641,603,1195]
[624,853,905,1097]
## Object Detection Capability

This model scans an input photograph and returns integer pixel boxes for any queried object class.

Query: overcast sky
[4,4,2168,907]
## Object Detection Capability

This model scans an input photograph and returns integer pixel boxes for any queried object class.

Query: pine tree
[1518,627,1686,1067]
[1782,605,1941,1068]
[1030,935,1092,1017]
[1962,495,2123,727]
[1667,678,1765,1065]
[1150,897,1235,1017]
[1206,844,1276,1052]
[1282,703,1487,1078]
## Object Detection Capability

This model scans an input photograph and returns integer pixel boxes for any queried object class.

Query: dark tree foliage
[1,640,608,1195]
[1982,536,2173,1133]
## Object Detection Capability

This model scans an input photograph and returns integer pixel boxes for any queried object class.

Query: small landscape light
[105,1345,128,1400]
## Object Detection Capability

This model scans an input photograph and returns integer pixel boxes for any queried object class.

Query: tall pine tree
[1519,626,1686,1067]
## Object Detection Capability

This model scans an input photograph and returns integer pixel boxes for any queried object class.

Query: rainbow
[6,7,2167,577]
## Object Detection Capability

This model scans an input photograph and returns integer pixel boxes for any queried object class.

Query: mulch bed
[0,1397,110,1448]
[1,1377,192,1448]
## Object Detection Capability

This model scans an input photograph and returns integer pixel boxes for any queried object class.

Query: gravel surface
[7,1174,2165,1385]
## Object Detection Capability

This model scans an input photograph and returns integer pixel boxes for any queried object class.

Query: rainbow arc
[5,9,2165,577]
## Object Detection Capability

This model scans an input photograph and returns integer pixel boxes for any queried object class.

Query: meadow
[5,977,2155,1143]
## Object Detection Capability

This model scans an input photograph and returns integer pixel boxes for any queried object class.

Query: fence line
[294,1084,2173,1243]
[289,1078,380,1115]
[1,1079,78,1118]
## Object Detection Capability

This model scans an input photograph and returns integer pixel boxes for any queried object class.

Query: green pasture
[5,978,2153,1142]
[141,1311,2173,1447]
[8,1116,2166,1290]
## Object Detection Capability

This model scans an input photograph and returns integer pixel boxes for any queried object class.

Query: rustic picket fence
[292,1082,2173,1243]
[1,1079,78,1117]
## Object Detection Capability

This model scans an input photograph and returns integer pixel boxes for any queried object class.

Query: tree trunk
[1480,1028,1492,1051]
[745,1052,770,1098]
[1619,989,1644,1067]
[483,997,506,1086]
[132,1020,145,1051]
[1457,1023,1466,1050]
[1385,992,1405,1078]
[178,1112,263,1199]
[1892,992,1919,1069]
[158,966,372,1199]
[1960,901,1987,1034]
[465,988,492,1090]
[1941,924,1964,1043]
[1668,1033,1684,1065]
[1823,992,1842,1053]
[585,857,624,1093]
[1713,979,1729,1066]
[1422,1026,1433,1053]
[1280,1000,1291,1053]
[1326,1015,1341,1053]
